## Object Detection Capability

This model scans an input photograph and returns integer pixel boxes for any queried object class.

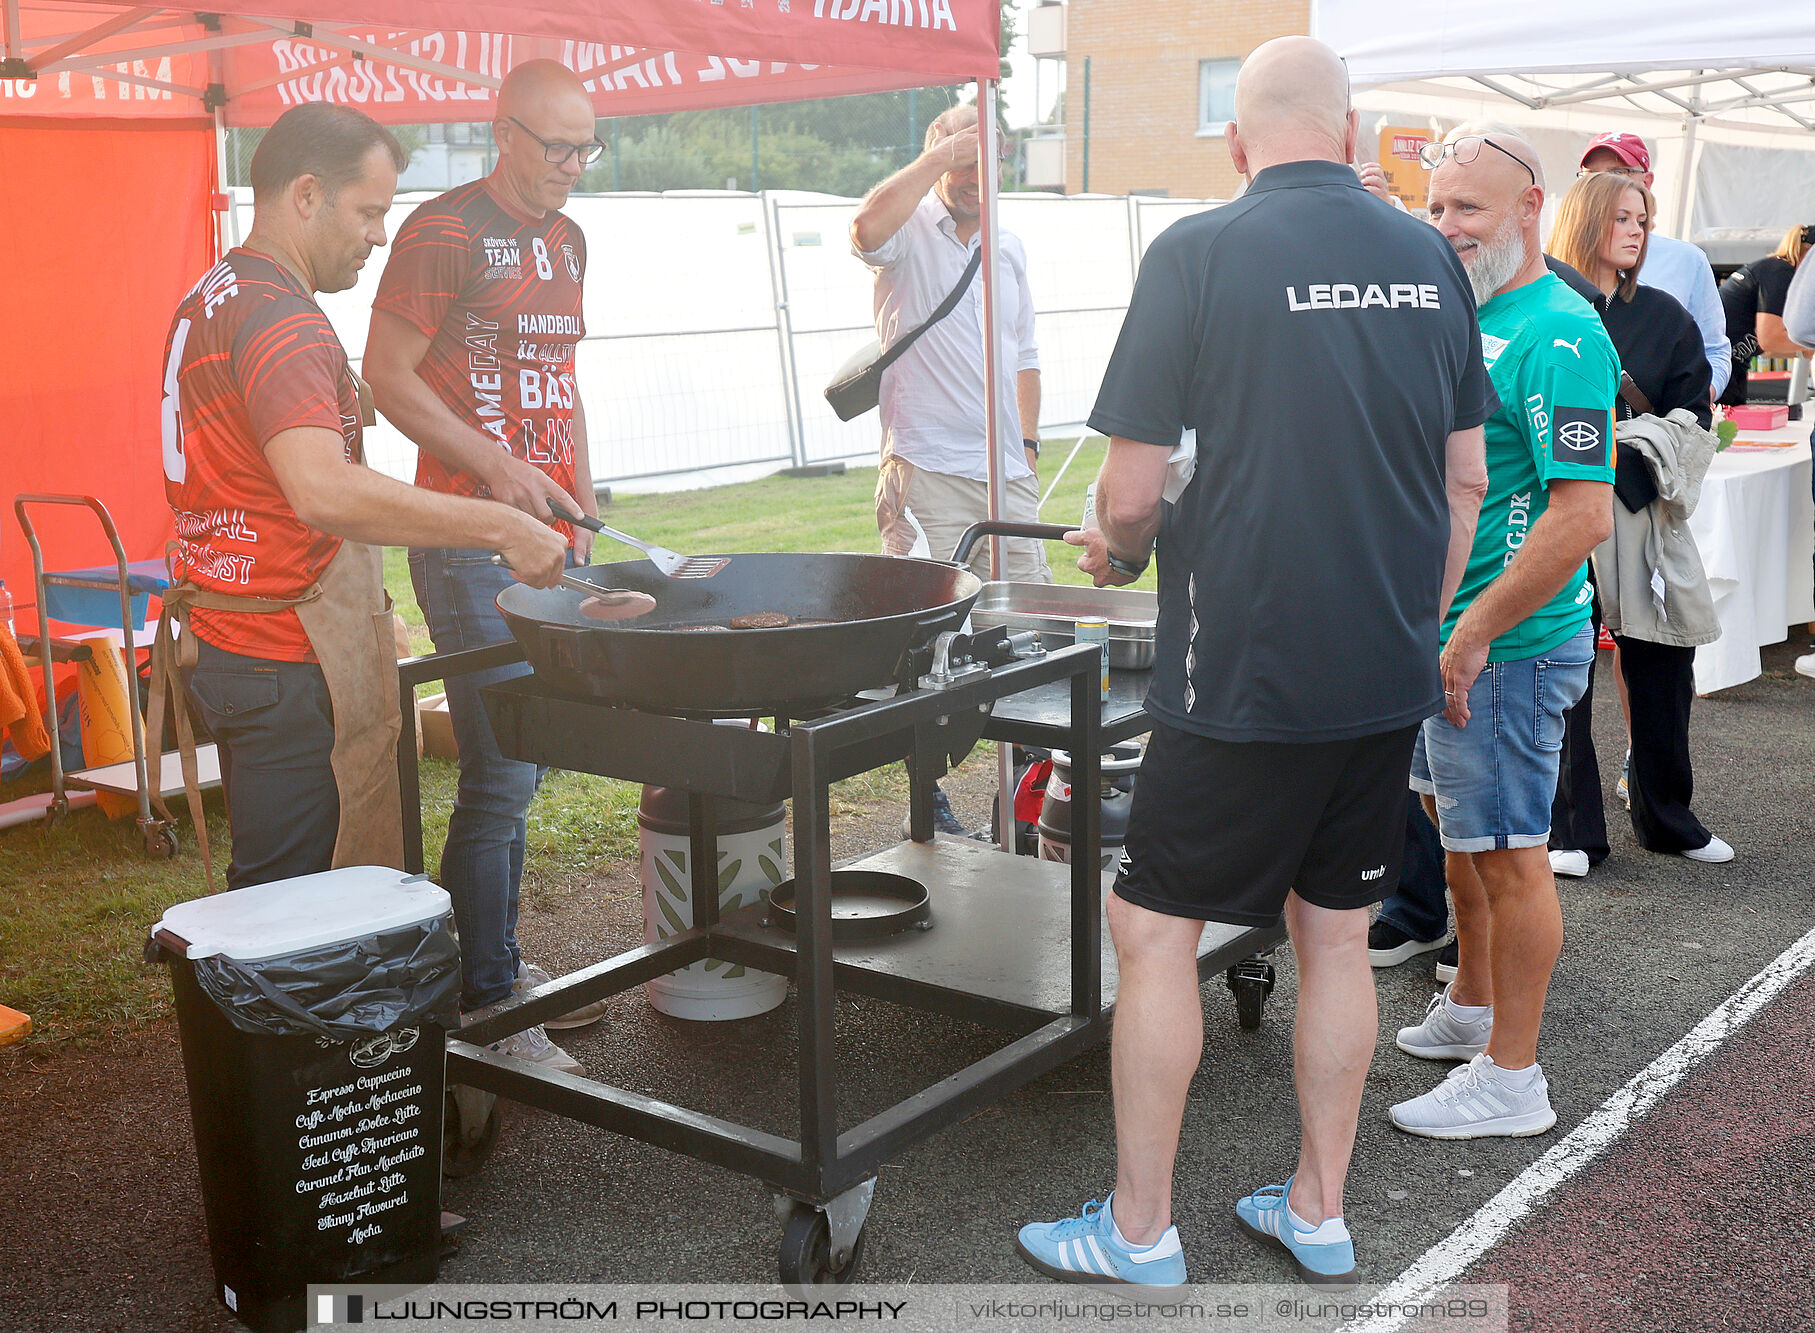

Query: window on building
[1198,58,1240,136]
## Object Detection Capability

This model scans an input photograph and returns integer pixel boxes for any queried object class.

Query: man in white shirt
[1579,132,1731,398]
[850,104,1049,582]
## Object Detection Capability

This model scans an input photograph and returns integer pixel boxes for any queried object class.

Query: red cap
[1581,132,1650,172]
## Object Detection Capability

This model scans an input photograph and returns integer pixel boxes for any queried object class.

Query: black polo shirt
[1090,160,1496,743]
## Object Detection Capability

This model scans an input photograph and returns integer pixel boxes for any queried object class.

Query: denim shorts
[1410,622,1594,853]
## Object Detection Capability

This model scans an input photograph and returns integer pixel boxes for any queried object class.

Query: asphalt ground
[3,638,1811,1332]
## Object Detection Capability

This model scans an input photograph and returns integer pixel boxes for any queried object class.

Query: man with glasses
[1578,132,1730,397]
[364,58,605,1073]
[1389,129,1616,1140]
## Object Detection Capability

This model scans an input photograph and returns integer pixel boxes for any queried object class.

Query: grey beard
[1465,218,1527,306]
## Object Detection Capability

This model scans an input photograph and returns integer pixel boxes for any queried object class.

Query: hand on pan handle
[1064,528,1140,588]
[493,509,570,589]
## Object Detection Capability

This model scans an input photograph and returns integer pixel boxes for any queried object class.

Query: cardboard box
[417,693,458,760]
[1727,404,1789,430]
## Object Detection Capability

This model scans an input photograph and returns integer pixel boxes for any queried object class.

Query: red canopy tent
[1,0,1004,609]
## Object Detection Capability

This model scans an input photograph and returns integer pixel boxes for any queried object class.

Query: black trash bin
[150,867,460,1333]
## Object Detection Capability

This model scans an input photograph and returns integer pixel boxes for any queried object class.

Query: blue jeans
[409,547,547,1010]
[1377,788,1449,943]
[185,639,338,891]
[1410,623,1595,853]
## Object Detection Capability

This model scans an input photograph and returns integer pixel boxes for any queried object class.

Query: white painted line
[1342,923,1815,1333]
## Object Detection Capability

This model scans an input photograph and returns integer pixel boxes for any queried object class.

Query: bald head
[497,58,590,123]
[1426,130,1548,304]
[1428,130,1544,224]
[1229,36,1353,171]
[492,59,598,215]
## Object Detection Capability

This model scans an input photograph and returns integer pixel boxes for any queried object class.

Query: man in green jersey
[1389,131,1617,1140]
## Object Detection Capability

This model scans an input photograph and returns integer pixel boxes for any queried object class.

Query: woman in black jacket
[1545,170,1730,867]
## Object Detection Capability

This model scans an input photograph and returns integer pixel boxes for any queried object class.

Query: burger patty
[728,612,791,629]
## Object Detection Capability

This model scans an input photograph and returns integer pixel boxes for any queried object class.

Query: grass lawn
[4,439,1126,1048]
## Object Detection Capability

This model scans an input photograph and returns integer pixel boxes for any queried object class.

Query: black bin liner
[187,916,461,1039]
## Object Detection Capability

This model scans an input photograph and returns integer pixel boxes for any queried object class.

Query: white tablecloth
[1687,418,1815,694]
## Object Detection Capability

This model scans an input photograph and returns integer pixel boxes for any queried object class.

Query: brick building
[1059,0,1310,200]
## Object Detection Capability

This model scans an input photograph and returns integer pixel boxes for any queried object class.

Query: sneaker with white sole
[1368,920,1453,969]
[1015,1194,1187,1290]
[1617,751,1631,809]
[1234,1176,1357,1288]
[1396,985,1492,1061]
[462,1002,583,1076]
[1681,834,1734,864]
[1548,848,1590,878]
[517,961,608,1031]
[1796,651,1815,680]
[1389,1053,1556,1139]
[1434,939,1458,984]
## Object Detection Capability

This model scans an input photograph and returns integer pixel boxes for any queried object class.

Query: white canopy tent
[1314,0,1815,237]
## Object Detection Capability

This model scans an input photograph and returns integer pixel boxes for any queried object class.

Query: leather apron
[148,538,403,889]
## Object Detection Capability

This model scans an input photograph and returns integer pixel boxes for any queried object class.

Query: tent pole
[977,77,1015,853]
[978,79,1003,545]
[1673,87,1702,242]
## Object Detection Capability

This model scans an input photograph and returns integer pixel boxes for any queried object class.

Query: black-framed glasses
[1419,134,1536,186]
[507,116,605,167]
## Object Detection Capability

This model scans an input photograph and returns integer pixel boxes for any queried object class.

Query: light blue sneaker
[1235,1178,1357,1288]
[1016,1195,1187,1290]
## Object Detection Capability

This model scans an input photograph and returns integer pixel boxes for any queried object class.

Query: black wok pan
[495,550,981,715]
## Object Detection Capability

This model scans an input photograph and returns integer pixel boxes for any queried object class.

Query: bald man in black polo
[1015,37,1494,1289]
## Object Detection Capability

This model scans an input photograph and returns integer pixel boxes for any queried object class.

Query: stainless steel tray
[970,582,1157,670]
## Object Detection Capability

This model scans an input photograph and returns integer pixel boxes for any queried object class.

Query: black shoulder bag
[824,247,983,422]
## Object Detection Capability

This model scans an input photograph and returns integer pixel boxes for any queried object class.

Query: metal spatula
[549,503,728,579]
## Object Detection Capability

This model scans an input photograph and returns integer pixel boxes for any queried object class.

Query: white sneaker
[1396,985,1492,1061]
[517,961,608,1030]
[1681,835,1735,864]
[1548,849,1590,878]
[462,1002,583,1076]
[1795,651,1815,680]
[1389,1053,1556,1139]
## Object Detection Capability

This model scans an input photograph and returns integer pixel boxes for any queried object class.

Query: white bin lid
[153,866,451,961]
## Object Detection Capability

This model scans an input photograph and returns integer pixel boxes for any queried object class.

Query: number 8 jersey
[374,177,586,540]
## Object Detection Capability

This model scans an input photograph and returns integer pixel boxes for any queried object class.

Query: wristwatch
[1104,548,1149,578]
[1023,437,1040,459]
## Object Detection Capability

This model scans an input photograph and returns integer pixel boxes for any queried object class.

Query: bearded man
[1387,130,1618,1140]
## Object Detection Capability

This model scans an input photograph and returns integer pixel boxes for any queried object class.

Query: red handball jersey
[373,178,586,540]
[160,250,360,662]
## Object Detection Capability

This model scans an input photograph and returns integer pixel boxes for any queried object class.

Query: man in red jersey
[155,102,567,895]
[364,60,604,1068]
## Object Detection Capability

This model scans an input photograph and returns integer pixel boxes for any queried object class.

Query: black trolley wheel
[1225,958,1277,1031]
[144,824,180,859]
[442,1085,501,1179]
[779,1203,867,1290]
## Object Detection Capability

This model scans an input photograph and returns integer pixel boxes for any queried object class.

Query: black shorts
[1112,719,1420,927]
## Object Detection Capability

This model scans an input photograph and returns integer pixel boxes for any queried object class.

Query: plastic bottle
[0,579,13,637]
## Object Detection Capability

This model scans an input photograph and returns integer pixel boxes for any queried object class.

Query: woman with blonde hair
[1545,169,1730,869]
[1718,222,1813,405]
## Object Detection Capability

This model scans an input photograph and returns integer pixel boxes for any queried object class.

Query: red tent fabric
[0,2,1001,123]
[0,0,999,609]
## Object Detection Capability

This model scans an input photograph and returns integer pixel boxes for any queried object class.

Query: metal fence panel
[242,187,1222,489]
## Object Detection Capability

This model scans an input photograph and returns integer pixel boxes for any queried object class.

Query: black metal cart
[396,627,1283,1286]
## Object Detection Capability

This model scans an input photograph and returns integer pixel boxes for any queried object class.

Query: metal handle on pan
[949,521,1078,567]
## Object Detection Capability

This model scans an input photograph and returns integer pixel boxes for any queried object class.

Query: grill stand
[395,642,1284,1285]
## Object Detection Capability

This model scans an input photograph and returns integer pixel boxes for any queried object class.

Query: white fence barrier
[240,189,1222,491]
